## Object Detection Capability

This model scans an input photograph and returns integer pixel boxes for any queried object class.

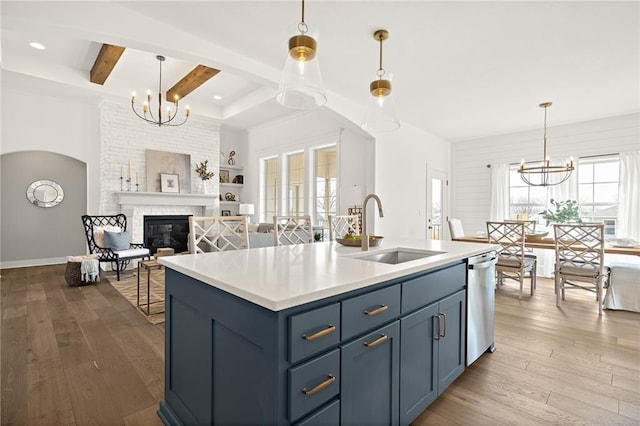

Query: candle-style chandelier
[131,55,190,127]
[518,102,574,186]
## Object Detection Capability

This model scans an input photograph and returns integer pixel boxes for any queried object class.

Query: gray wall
[1,151,87,267]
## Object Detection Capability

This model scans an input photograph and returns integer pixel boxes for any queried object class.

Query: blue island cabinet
[157,260,467,426]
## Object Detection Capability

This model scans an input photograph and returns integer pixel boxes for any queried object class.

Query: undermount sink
[353,248,446,265]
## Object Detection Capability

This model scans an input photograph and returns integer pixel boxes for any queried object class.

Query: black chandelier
[131,55,190,127]
[518,102,574,186]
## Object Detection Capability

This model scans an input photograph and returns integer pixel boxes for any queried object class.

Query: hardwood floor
[2,264,638,425]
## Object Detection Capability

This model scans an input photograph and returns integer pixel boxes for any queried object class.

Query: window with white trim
[287,152,305,216]
[508,154,620,234]
[262,157,279,223]
[578,154,619,235]
[314,146,337,227]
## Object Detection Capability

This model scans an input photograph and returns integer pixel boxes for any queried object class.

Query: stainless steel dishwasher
[466,252,497,365]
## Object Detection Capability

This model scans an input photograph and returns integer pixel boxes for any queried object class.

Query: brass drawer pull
[302,374,336,396]
[364,304,388,316]
[364,334,388,348]
[440,312,447,338]
[302,325,336,341]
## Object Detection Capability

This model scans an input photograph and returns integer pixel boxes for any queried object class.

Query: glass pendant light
[275,0,327,110]
[361,29,400,133]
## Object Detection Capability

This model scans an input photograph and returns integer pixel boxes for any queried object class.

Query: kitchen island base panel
[159,258,472,425]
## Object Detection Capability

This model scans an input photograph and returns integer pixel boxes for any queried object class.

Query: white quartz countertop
[158,238,500,311]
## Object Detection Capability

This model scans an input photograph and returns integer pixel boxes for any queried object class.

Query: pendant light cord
[377,33,385,78]
[298,0,308,34]
[543,104,548,165]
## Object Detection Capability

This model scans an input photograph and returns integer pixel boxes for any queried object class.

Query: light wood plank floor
[2,265,638,425]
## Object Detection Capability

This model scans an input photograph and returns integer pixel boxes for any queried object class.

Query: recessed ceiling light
[29,42,46,50]
[213,95,223,100]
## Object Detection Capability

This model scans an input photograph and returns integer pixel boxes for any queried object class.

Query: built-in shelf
[220,201,240,205]
[220,164,243,171]
[220,183,243,188]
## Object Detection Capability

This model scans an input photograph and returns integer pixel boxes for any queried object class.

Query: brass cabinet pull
[440,313,447,338]
[434,315,442,340]
[364,334,388,348]
[302,374,336,396]
[364,304,388,316]
[302,325,336,341]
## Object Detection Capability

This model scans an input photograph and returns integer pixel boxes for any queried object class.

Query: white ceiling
[2,1,638,141]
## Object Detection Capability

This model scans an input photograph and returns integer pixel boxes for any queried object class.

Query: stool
[137,259,163,315]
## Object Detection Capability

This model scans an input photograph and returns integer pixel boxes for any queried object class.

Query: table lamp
[238,203,255,223]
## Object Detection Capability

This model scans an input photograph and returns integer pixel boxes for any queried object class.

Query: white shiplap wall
[451,113,640,235]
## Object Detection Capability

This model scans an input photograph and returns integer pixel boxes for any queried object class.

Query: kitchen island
[157,238,498,426]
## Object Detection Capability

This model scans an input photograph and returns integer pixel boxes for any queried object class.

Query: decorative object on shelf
[232,175,244,184]
[195,160,215,180]
[518,102,574,186]
[160,173,180,193]
[131,55,190,127]
[275,0,326,110]
[26,179,64,208]
[239,203,255,223]
[539,199,582,226]
[227,150,236,165]
[219,193,223,201]
[221,210,231,216]
[224,192,236,201]
[361,29,400,133]
[220,169,230,183]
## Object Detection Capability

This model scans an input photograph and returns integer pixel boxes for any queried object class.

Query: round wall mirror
[26,180,64,208]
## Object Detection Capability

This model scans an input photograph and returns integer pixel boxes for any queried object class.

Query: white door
[426,168,448,240]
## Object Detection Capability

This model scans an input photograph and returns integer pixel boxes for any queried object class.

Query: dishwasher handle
[468,256,497,270]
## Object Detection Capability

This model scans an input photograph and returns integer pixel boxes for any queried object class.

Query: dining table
[452,235,640,256]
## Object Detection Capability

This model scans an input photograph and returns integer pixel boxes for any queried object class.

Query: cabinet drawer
[294,399,339,426]
[342,285,401,340]
[402,262,466,314]
[290,303,341,363]
[289,349,340,423]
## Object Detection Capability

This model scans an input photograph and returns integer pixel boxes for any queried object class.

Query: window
[262,157,279,223]
[508,154,620,234]
[578,155,619,235]
[315,146,337,227]
[508,166,548,221]
[287,152,304,216]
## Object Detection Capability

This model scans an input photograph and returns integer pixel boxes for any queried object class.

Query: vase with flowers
[195,160,215,194]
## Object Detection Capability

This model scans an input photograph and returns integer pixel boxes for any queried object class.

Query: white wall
[98,100,220,215]
[374,123,451,239]
[1,72,102,213]
[451,113,640,235]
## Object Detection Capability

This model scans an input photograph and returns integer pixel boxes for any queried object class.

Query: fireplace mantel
[115,191,218,217]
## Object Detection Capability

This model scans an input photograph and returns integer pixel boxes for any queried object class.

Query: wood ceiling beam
[166,65,220,102]
[90,43,126,85]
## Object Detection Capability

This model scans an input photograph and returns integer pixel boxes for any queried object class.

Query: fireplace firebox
[143,215,191,255]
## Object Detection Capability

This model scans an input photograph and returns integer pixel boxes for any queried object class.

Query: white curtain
[617,151,640,241]
[489,163,510,221]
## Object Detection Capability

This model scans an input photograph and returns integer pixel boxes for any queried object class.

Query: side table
[137,259,163,315]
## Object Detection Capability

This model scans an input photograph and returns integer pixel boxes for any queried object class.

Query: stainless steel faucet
[361,193,384,251]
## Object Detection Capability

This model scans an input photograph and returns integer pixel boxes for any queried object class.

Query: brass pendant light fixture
[360,29,400,133]
[131,55,190,127]
[518,102,574,186]
[275,0,327,110]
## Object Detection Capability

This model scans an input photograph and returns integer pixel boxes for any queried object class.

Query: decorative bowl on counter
[336,235,384,247]
[525,232,549,241]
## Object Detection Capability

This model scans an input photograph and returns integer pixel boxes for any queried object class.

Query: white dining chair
[448,218,465,239]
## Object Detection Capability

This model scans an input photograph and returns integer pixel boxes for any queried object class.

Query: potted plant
[195,160,215,194]
[539,199,582,226]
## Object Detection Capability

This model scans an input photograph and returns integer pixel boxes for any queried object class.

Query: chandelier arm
[131,103,159,124]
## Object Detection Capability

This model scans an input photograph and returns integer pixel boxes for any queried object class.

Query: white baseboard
[0,257,67,270]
